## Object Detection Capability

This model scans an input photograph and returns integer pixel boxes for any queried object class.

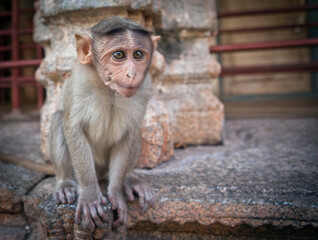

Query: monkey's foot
[54,187,77,204]
[75,193,109,231]
[54,179,78,204]
[108,190,128,228]
[124,175,155,214]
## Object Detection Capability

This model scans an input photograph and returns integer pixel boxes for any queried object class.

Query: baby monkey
[49,17,158,229]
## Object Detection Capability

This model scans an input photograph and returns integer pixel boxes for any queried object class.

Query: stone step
[1,119,318,239]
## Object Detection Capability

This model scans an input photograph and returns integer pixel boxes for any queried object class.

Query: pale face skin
[92,31,153,98]
[74,31,153,98]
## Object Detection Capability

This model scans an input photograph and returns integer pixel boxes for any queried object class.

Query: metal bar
[0,59,42,69]
[11,0,20,112]
[0,28,33,36]
[219,22,318,34]
[0,43,37,52]
[0,46,12,52]
[0,82,11,87]
[0,29,11,35]
[223,92,318,102]
[0,11,11,17]
[218,4,318,18]
[210,38,318,53]
[36,44,44,109]
[221,62,318,76]
[0,76,37,83]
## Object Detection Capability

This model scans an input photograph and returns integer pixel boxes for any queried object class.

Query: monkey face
[93,32,153,98]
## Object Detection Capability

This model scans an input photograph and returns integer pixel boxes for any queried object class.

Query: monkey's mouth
[116,82,139,90]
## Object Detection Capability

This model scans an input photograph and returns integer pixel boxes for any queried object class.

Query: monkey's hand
[108,188,128,228]
[54,179,77,204]
[75,190,109,231]
[124,175,155,214]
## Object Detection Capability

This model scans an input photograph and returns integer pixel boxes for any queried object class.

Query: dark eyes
[113,51,125,59]
[112,51,144,60]
[133,51,144,59]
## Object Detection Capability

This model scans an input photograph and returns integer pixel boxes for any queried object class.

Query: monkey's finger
[99,195,107,205]
[125,187,134,201]
[142,191,151,213]
[95,203,109,223]
[54,191,62,204]
[109,196,118,211]
[89,204,103,228]
[134,186,145,210]
[112,218,121,228]
[58,189,67,204]
[83,204,95,231]
[75,204,82,225]
[112,208,127,228]
[64,188,76,204]
[70,187,77,197]
[149,192,156,208]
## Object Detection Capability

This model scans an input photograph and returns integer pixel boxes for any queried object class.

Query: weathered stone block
[40,0,130,17]
[158,0,217,31]
[39,185,126,240]
[138,98,173,168]
[0,226,27,240]
[155,83,224,146]
[24,177,55,222]
[158,37,220,81]
[0,213,27,227]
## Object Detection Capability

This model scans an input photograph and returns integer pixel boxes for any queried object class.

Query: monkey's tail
[0,152,55,175]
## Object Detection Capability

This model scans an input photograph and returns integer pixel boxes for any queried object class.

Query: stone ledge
[1,118,318,239]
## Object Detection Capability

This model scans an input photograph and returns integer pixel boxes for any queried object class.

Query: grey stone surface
[0,120,45,213]
[1,117,317,239]
[159,0,217,31]
[40,0,130,17]
[129,118,318,228]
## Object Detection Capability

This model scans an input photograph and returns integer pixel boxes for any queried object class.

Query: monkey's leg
[108,133,136,227]
[49,111,77,204]
[123,138,155,213]
[108,131,155,227]
[63,123,109,231]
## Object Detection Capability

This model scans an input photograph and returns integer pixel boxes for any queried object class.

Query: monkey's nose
[126,66,136,79]
[127,72,135,78]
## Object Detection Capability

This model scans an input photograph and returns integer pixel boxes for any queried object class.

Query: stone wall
[34,0,223,166]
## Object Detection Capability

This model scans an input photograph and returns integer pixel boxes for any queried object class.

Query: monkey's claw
[108,191,128,228]
[54,187,77,204]
[125,176,155,214]
[75,194,109,231]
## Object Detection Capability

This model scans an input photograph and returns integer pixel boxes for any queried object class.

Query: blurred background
[0,0,317,118]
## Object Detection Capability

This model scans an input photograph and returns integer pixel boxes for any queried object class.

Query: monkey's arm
[0,152,55,175]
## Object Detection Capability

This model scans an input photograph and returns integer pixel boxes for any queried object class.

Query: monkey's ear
[74,33,93,65]
[151,35,161,50]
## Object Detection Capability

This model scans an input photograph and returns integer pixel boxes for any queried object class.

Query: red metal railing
[210,38,318,53]
[214,4,318,77]
[221,62,318,76]
[219,23,318,34]
[0,0,43,112]
[217,4,318,18]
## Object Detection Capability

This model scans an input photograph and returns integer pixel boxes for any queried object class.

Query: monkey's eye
[133,51,144,60]
[113,51,125,60]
